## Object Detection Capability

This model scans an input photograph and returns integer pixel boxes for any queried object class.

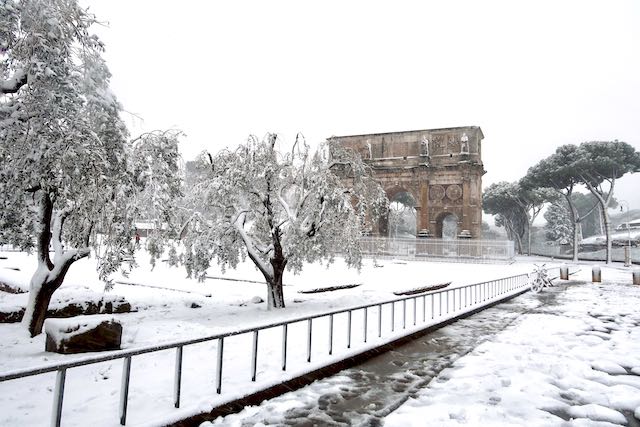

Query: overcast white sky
[82,0,640,208]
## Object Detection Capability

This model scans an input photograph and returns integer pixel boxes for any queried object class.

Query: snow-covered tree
[177,134,387,309]
[574,141,640,263]
[522,145,598,262]
[0,0,182,336]
[515,185,557,255]
[483,182,527,253]
[544,201,573,243]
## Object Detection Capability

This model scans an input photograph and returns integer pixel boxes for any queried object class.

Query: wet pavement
[212,283,574,426]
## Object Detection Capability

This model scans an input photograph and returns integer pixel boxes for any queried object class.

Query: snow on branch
[0,68,28,94]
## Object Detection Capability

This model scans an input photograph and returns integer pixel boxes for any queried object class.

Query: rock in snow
[45,315,122,354]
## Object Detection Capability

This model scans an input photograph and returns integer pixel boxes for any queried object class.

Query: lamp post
[620,200,631,267]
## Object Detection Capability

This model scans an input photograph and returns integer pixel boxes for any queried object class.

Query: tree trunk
[572,221,580,262]
[564,193,580,262]
[515,234,523,255]
[602,205,612,264]
[22,263,73,337]
[23,271,55,337]
[22,192,89,336]
[527,220,532,256]
[266,258,286,309]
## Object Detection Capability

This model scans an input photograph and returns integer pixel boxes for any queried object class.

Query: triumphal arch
[332,126,485,239]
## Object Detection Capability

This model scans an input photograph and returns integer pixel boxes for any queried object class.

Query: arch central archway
[387,189,417,239]
[381,187,417,238]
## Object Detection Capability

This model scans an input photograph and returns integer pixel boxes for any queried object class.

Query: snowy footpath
[208,268,640,427]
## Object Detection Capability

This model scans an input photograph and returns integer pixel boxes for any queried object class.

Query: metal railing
[358,237,515,261]
[0,273,531,427]
[529,243,640,264]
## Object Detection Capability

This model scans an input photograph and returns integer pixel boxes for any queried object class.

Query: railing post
[391,302,395,331]
[216,338,224,394]
[378,304,382,337]
[174,346,183,408]
[51,368,66,427]
[281,324,288,371]
[329,314,334,355]
[307,319,313,362]
[431,294,434,319]
[452,289,455,312]
[347,310,352,348]
[422,295,426,322]
[251,330,259,381]
[363,307,368,343]
[119,356,132,425]
[413,297,417,326]
[439,292,442,317]
[402,299,406,329]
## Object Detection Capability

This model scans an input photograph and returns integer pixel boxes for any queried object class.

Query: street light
[620,200,631,266]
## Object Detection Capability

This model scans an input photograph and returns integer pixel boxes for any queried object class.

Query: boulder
[45,316,122,354]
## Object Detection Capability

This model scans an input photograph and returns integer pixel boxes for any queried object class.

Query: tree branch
[51,208,72,262]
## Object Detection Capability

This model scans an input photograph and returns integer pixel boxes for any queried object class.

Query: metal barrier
[0,273,531,426]
[358,237,515,261]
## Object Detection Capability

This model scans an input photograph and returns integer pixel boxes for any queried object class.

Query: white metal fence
[0,273,531,427]
[358,237,515,262]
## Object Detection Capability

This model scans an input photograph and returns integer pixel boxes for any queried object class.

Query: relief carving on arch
[445,184,462,201]
[429,185,445,201]
[429,184,462,204]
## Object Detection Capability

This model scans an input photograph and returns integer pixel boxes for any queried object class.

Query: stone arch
[435,212,459,239]
[331,127,485,239]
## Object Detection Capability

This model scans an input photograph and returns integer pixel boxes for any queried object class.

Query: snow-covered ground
[0,249,637,426]
[385,269,640,427]
[206,267,640,427]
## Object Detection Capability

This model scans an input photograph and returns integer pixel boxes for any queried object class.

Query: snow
[383,267,640,427]
[591,361,628,375]
[0,267,29,293]
[1,248,639,427]
[567,404,627,425]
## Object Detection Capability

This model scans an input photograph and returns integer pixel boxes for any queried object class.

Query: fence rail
[358,237,515,261]
[0,273,531,427]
